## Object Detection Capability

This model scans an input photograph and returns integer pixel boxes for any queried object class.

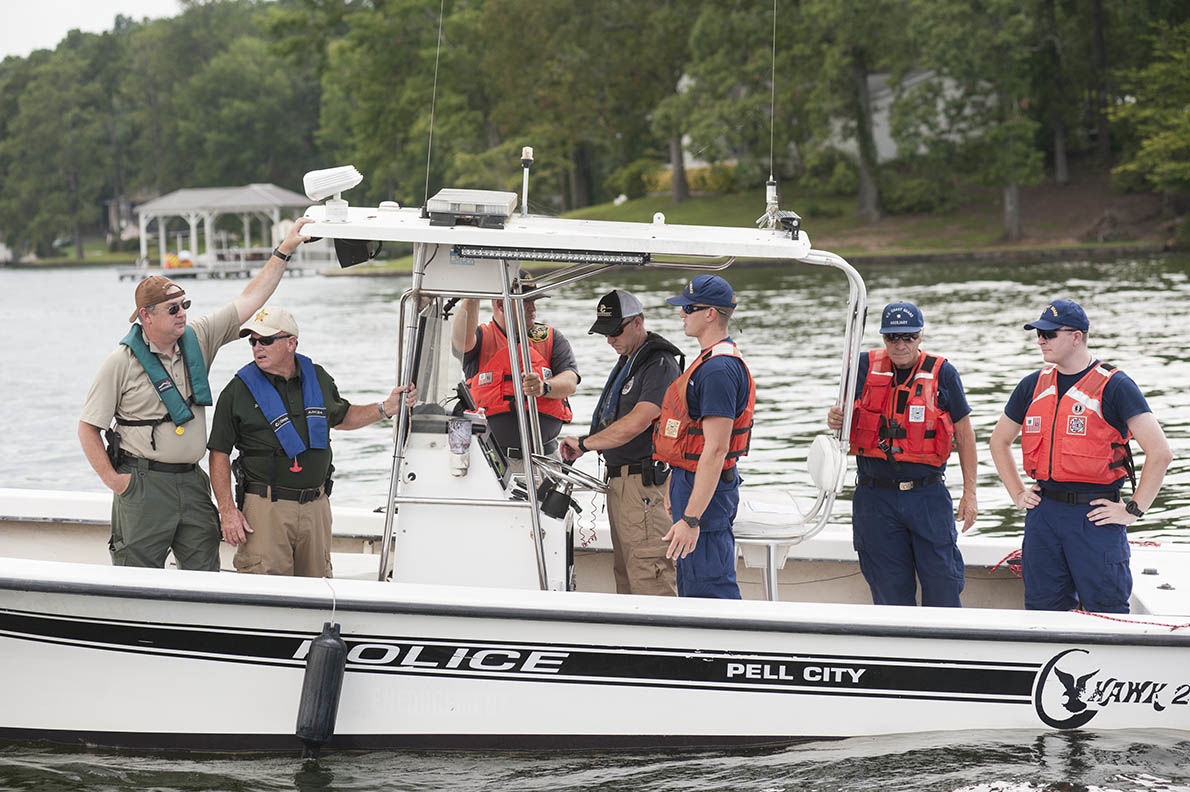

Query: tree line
[0,0,1186,259]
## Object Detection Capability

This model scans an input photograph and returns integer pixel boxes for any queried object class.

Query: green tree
[897,0,1044,240]
[1110,21,1190,196]
[0,48,108,258]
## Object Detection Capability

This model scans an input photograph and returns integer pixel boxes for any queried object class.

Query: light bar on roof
[454,246,649,266]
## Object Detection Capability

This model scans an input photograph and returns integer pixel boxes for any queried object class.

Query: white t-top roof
[136,183,310,216]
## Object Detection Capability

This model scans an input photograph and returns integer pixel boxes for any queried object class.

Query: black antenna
[423,0,446,207]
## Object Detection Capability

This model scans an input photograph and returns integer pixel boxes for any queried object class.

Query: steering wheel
[530,454,608,493]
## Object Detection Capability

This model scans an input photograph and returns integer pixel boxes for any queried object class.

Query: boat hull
[2,559,1187,752]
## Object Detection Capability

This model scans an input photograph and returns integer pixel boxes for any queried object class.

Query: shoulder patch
[528,324,549,342]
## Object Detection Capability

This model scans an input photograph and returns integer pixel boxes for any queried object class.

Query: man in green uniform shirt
[207,306,414,577]
[78,219,311,570]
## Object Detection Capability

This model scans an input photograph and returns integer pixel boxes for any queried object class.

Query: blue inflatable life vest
[235,354,329,460]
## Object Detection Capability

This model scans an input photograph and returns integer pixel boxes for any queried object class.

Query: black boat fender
[295,622,347,758]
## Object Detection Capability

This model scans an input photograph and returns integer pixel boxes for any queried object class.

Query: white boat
[2,177,1188,753]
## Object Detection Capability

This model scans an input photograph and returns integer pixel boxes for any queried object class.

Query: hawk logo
[1067,416,1087,435]
[1025,415,1042,433]
[597,304,613,317]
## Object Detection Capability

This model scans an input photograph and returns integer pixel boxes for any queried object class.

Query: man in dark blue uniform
[989,299,1171,612]
[655,275,755,599]
[827,301,978,607]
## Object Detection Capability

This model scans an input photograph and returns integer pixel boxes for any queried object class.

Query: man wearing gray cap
[207,307,414,578]
[560,290,683,596]
[77,219,312,570]
[827,301,978,608]
[989,299,1171,613]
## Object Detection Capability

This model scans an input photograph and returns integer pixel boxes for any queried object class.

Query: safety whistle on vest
[290,458,303,473]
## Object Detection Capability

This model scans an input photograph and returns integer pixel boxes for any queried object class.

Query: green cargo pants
[109,458,222,571]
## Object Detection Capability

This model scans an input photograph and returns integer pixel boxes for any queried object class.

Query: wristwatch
[577,435,588,453]
[1125,501,1144,518]
[272,247,293,262]
[542,380,552,396]
[682,514,701,529]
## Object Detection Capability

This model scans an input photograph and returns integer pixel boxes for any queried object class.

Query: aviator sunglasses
[883,332,920,344]
[162,299,191,315]
[1036,328,1078,340]
[248,334,292,347]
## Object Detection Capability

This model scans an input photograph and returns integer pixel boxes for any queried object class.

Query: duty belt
[1039,487,1120,505]
[858,473,943,491]
[117,453,196,474]
[244,481,324,504]
[606,462,646,478]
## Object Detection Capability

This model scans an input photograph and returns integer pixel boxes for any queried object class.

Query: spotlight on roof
[303,165,363,221]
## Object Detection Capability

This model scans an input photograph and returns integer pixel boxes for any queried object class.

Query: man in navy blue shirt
[654,275,755,599]
[989,299,1171,613]
[827,302,978,607]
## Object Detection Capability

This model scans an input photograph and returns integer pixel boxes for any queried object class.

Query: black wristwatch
[542,380,552,396]
[1125,501,1144,519]
[272,247,293,262]
[577,435,588,453]
[682,514,701,529]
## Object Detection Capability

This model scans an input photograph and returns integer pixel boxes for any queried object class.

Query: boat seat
[734,434,846,600]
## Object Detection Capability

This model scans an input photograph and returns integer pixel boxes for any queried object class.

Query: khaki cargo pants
[110,459,221,571]
[234,492,333,578]
[606,472,676,596]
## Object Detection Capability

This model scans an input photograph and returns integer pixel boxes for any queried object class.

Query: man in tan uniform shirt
[78,218,313,570]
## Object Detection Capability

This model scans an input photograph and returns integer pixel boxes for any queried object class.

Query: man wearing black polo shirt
[989,299,1171,613]
[561,290,682,595]
[207,306,413,577]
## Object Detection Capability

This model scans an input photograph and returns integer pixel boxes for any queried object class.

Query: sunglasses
[883,332,920,344]
[248,334,292,347]
[682,303,728,315]
[607,318,633,338]
[1037,328,1078,340]
[161,299,191,315]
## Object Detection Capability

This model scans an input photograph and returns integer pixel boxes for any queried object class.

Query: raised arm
[451,298,480,357]
[232,217,312,323]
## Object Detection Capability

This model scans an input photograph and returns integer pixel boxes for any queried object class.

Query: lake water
[1,252,1188,789]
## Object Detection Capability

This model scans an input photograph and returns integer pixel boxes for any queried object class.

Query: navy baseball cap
[1024,299,1089,332]
[666,274,736,309]
[879,302,925,334]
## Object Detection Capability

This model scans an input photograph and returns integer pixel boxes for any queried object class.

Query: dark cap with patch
[589,289,644,335]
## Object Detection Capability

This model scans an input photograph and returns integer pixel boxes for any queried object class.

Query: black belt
[606,463,645,478]
[1039,487,1120,505]
[244,481,324,504]
[858,474,943,491]
[118,454,196,474]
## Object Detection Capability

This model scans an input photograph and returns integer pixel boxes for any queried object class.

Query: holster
[642,459,670,488]
[103,428,122,470]
[323,464,335,498]
[231,455,246,510]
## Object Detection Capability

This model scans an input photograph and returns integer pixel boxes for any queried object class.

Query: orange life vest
[653,340,755,472]
[849,349,955,466]
[466,321,573,423]
[1021,362,1132,485]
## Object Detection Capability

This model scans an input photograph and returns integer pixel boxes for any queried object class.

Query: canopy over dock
[134,183,311,270]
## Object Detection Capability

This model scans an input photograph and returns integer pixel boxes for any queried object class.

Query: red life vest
[466,321,573,423]
[1021,361,1132,485]
[653,340,755,473]
[849,349,955,466]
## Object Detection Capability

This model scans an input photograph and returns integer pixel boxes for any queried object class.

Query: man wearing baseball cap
[653,274,755,599]
[560,290,683,596]
[451,270,580,458]
[826,301,978,607]
[206,307,415,577]
[78,218,313,571]
[989,299,1171,613]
